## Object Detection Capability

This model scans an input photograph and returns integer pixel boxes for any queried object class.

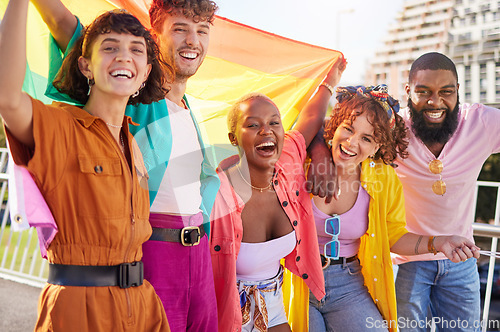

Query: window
[480,91,487,103]
[480,78,488,89]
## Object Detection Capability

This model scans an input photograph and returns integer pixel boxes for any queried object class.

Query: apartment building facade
[366,0,500,108]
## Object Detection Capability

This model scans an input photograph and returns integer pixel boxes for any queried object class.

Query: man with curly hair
[31,0,220,330]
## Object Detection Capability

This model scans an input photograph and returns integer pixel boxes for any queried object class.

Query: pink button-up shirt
[393,103,500,263]
[209,130,325,332]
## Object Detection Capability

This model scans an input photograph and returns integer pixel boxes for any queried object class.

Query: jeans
[395,258,480,332]
[309,259,386,331]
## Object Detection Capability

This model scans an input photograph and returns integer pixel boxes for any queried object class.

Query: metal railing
[0,148,499,330]
[0,148,47,288]
[473,180,500,332]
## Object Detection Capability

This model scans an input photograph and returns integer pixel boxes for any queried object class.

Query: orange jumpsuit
[7,98,170,331]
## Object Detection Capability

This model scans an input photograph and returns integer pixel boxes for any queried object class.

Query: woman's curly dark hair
[149,0,218,33]
[324,95,409,165]
[53,10,172,106]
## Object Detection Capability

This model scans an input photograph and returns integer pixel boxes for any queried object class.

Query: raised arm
[293,55,346,147]
[31,0,77,52]
[305,126,339,203]
[0,0,34,147]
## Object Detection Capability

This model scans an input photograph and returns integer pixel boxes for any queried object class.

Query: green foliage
[0,224,48,278]
[0,120,5,148]
[476,154,500,221]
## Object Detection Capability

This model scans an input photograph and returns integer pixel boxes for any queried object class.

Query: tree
[476,154,500,222]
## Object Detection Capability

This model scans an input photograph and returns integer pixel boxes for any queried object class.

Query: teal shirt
[45,20,220,230]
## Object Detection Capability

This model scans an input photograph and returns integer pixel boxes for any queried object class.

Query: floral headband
[336,84,400,129]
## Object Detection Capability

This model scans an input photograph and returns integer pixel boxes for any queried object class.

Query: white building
[366,0,500,108]
[449,0,500,108]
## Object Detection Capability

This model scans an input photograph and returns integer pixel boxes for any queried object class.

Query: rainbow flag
[1,0,341,160]
[1,1,341,329]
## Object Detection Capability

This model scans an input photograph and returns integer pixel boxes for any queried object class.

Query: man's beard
[408,97,460,145]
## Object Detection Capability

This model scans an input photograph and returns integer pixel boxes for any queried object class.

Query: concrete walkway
[0,277,40,332]
[2,273,500,332]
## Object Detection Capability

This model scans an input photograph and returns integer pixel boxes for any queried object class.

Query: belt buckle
[118,261,144,289]
[320,254,330,270]
[181,226,201,247]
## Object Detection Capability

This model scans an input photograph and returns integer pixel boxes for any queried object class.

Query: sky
[216,0,406,85]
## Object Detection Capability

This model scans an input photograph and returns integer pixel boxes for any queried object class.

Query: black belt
[149,225,205,246]
[320,254,358,270]
[48,262,144,288]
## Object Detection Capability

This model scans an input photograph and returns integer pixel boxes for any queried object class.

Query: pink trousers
[142,213,218,332]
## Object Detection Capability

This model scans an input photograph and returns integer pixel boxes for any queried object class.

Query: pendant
[429,159,443,174]
[432,180,446,195]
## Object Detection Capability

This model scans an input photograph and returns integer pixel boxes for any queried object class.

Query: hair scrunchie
[335,84,400,129]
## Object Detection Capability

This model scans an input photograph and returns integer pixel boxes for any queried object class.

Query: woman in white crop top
[209,57,346,332]
[308,86,480,331]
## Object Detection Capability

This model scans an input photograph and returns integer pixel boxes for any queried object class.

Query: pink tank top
[312,186,369,258]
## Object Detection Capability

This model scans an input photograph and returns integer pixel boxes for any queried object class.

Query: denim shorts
[237,267,288,331]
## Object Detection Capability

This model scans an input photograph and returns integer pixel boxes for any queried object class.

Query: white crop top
[236,230,296,281]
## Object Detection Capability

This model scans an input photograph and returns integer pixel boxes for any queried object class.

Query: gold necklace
[82,107,122,128]
[104,122,125,153]
[236,166,272,193]
[106,122,122,128]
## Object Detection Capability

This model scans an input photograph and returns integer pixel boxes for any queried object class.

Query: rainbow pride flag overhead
[1,0,341,161]
[1,1,341,329]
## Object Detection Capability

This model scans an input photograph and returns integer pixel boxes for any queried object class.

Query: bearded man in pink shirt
[390,52,500,331]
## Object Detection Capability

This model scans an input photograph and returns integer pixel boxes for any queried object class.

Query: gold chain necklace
[104,123,125,153]
[236,166,272,193]
[106,122,122,128]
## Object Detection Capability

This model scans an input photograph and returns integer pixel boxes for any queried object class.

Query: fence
[0,148,47,287]
[473,180,500,332]
[0,147,499,330]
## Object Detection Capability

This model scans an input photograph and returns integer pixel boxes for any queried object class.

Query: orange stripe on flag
[210,16,341,80]
[186,16,341,147]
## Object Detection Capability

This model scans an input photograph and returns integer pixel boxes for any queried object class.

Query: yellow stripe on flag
[187,15,341,147]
